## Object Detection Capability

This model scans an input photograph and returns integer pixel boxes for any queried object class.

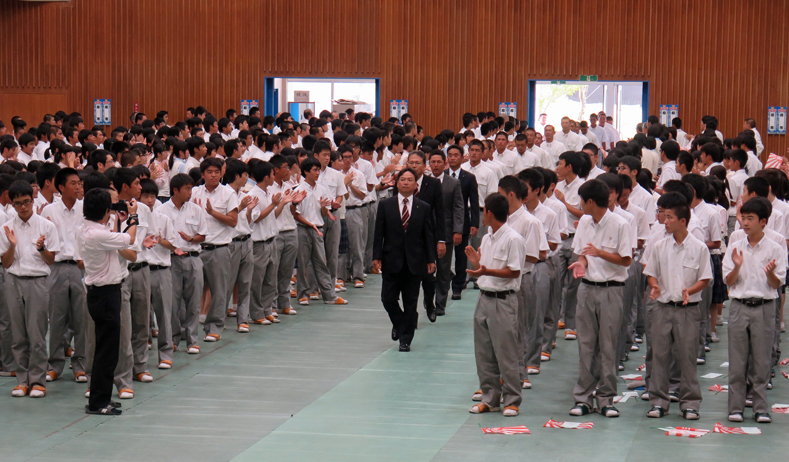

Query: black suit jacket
[373,196,436,276]
[395,175,446,246]
[446,168,480,235]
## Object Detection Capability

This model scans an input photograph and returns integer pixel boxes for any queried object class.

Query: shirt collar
[490,223,510,241]
[435,173,444,182]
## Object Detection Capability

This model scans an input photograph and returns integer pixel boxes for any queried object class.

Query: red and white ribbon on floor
[636,364,646,371]
[772,404,789,414]
[779,358,789,366]
[481,426,531,435]
[713,423,761,435]
[708,384,728,392]
[658,427,710,438]
[782,371,789,380]
[544,419,594,429]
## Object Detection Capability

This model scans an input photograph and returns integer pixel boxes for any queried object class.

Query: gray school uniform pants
[0,269,16,373]
[542,253,562,355]
[123,266,151,376]
[573,283,624,409]
[171,254,203,348]
[474,291,522,409]
[616,257,640,362]
[649,302,703,411]
[559,236,580,331]
[773,296,782,368]
[273,230,298,310]
[522,261,550,369]
[250,239,278,320]
[728,299,775,415]
[346,207,367,282]
[323,217,340,284]
[201,245,233,336]
[434,231,454,311]
[228,238,253,325]
[149,266,173,364]
[47,262,87,377]
[364,201,377,273]
[6,275,49,388]
[297,226,337,302]
[697,282,713,359]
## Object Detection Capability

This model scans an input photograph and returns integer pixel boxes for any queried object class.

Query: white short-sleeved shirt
[589,125,608,146]
[581,129,601,149]
[770,198,789,240]
[729,228,787,255]
[555,175,585,234]
[723,234,787,300]
[343,167,369,207]
[233,190,257,238]
[353,158,377,204]
[42,199,82,262]
[461,161,499,201]
[529,202,562,257]
[539,140,567,167]
[641,149,660,177]
[613,206,637,250]
[727,170,748,216]
[492,148,520,176]
[657,161,681,189]
[295,181,331,228]
[317,166,348,201]
[629,184,656,226]
[268,180,297,232]
[572,210,632,282]
[504,206,547,274]
[191,184,240,245]
[142,211,176,267]
[477,223,526,292]
[247,185,279,242]
[691,201,722,254]
[703,162,723,177]
[0,213,61,277]
[158,200,209,252]
[622,202,650,243]
[527,145,553,170]
[513,149,541,171]
[643,233,712,304]
[745,151,762,177]
[77,220,132,286]
[555,131,583,152]
[604,124,620,143]
[544,196,568,239]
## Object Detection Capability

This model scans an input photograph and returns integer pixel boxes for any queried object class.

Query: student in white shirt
[185,137,207,173]
[491,132,519,175]
[524,127,553,169]
[656,140,682,194]
[617,156,656,226]
[340,149,370,288]
[16,133,36,166]
[726,149,749,236]
[315,140,348,296]
[539,125,567,167]
[698,142,723,176]
[589,114,609,151]
[581,143,605,179]
[555,117,583,151]
[462,140,499,257]
[1,180,60,398]
[738,136,762,177]
[723,197,786,424]
[512,134,541,171]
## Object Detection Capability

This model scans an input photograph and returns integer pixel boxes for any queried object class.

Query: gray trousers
[523,262,550,369]
[149,267,173,364]
[616,257,640,362]
[250,239,278,319]
[47,263,87,376]
[773,297,782,367]
[323,218,340,284]
[228,239,253,325]
[171,254,203,348]
[728,299,775,414]
[6,275,49,387]
[474,292,522,409]
[649,302,703,411]
[123,267,151,376]
[297,226,337,302]
[542,253,562,354]
[201,246,233,336]
[559,237,580,331]
[0,270,16,373]
[697,283,713,359]
[364,202,376,272]
[346,207,367,282]
[573,283,624,408]
[273,230,298,310]
[434,228,454,311]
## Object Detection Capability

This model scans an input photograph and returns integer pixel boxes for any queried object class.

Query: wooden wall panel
[1,0,788,156]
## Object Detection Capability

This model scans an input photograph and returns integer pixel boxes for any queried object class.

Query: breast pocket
[682,257,700,284]
[186,218,200,235]
[492,247,509,267]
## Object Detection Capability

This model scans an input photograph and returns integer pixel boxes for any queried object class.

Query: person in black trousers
[445,145,479,299]
[373,168,436,351]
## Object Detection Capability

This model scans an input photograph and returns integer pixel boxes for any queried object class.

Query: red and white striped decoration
[636,364,646,371]
[782,371,789,380]
[764,153,784,170]
[709,384,728,392]
[481,426,531,435]
[659,427,710,438]
[772,404,789,414]
[544,419,594,429]
[713,423,761,435]
[779,358,789,366]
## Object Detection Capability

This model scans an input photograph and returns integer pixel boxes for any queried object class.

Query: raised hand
[4,227,16,247]
[205,198,214,215]
[465,246,480,267]
[36,234,46,249]
[731,249,744,267]
[239,195,252,210]
[466,264,486,278]
[272,192,283,206]
[682,288,690,305]
[764,258,777,274]
[582,243,602,257]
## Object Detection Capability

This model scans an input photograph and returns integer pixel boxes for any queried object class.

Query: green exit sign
[579,75,599,82]
[550,80,567,85]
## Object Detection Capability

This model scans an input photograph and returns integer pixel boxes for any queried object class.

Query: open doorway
[528,80,648,140]
[263,77,380,120]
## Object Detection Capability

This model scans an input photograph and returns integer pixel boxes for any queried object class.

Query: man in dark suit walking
[428,150,464,316]
[445,145,479,299]
[373,168,436,352]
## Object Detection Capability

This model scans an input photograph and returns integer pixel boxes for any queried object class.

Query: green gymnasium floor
[3,275,789,461]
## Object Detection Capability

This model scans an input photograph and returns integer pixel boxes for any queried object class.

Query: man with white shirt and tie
[539,126,567,168]
[555,117,583,152]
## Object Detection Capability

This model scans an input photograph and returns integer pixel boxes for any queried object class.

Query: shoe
[541,353,551,362]
[564,330,577,340]
[204,334,220,342]
[75,372,87,383]
[151,329,158,338]
[601,406,620,418]
[630,344,639,351]
[29,385,46,398]
[696,358,706,365]
[290,289,297,298]
[683,409,700,420]
[336,279,345,287]
[371,268,381,274]
[527,366,540,375]
[469,402,500,414]
[118,389,134,399]
[309,293,320,300]
[199,314,206,323]
[755,412,772,423]
[558,320,566,329]
[46,371,58,382]
[290,276,297,284]
[147,342,152,350]
[710,332,720,343]
[640,391,650,400]
[266,315,280,323]
[84,389,90,398]
[335,284,346,292]
[646,406,665,418]
[354,281,364,288]
[134,372,153,383]
[427,309,437,323]
[451,293,461,300]
[767,380,773,390]
[298,298,309,305]
[716,318,724,326]
[635,335,643,344]
[522,379,532,389]
[618,362,625,371]
[473,282,479,290]
[552,342,556,349]
[158,360,172,370]
[472,390,483,401]
[503,406,519,417]
[745,398,753,407]
[704,343,711,353]
[391,328,399,341]
[85,404,122,415]
[237,323,250,333]
[66,347,75,358]
[569,403,591,416]
[271,310,279,317]
[253,318,272,325]
[728,412,744,422]
[0,371,15,377]
[669,392,679,402]
[436,307,446,316]
[227,309,237,317]
[281,307,298,315]
[11,385,28,397]
[187,346,200,354]
[326,297,348,305]
[399,343,410,352]
[172,344,178,352]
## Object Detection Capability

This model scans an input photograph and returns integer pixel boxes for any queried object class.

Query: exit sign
[579,75,599,82]
[550,80,567,85]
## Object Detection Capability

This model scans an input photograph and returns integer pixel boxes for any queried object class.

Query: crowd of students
[0,108,784,423]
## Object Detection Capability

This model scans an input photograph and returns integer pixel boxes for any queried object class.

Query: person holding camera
[78,188,138,415]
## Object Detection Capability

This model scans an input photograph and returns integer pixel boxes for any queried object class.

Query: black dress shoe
[391,328,399,341]
[435,307,445,316]
[451,293,461,300]
[399,343,410,352]
[427,309,437,323]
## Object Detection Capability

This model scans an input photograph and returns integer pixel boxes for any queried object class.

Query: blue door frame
[263,77,381,117]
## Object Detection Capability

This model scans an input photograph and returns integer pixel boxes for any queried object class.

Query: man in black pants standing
[78,189,138,415]
[445,145,479,299]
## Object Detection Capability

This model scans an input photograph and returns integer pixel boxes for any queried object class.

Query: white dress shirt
[343,167,368,207]
[544,196,569,238]
[247,185,279,241]
[622,202,650,243]
[539,140,567,167]
[191,184,240,245]
[555,175,584,233]
[692,201,722,254]
[703,162,723,176]
[505,206,547,274]
[587,166,605,180]
[142,210,176,267]
[527,145,553,170]
[42,199,82,262]
[572,210,632,282]
[727,169,748,216]
[581,129,601,149]
[555,130,583,151]
[0,213,60,277]
[461,161,499,201]
[233,190,257,238]
[588,125,608,147]
[641,148,660,176]
[530,201,562,257]
[295,181,330,227]
[317,166,348,201]
[269,180,297,232]
[723,234,787,300]
[657,160,681,189]
[77,220,132,286]
[745,151,762,177]
[613,206,637,250]
[33,141,49,162]
[158,200,209,252]
[477,223,526,292]
[491,148,520,175]
[514,149,541,171]
[643,233,712,304]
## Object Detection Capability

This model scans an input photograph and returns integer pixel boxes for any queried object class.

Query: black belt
[201,243,229,251]
[57,259,79,266]
[172,251,200,257]
[346,205,363,210]
[12,274,46,280]
[664,301,699,307]
[581,279,625,287]
[480,289,515,299]
[567,233,575,238]
[149,264,169,271]
[298,224,323,230]
[128,262,149,272]
[232,234,251,242]
[253,236,275,244]
[733,297,771,307]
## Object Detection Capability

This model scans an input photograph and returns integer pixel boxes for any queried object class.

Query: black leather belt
[346,205,363,210]
[733,298,771,307]
[253,237,275,244]
[232,234,251,242]
[201,243,229,251]
[149,264,169,271]
[128,262,149,272]
[12,274,46,280]
[581,279,625,287]
[567,233,575,238]
[480,289,515,299]
[58,259,79,265]
[665,301,699,307]
[173,251,200,257]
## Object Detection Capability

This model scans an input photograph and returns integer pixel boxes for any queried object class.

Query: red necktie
[401,198,410,230]
[414,186,419,199]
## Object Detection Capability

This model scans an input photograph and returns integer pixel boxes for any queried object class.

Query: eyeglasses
[12,199,32,208]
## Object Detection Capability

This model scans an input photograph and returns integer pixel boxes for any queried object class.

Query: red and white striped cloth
[709,384,728,392]
[481,426,531,435]
[772,404,789,414]
[713,423,761,435]
[544,419,594,429]
[636,364,646,371]
[659,426,710,438]
[764,153,784,170]
[782,371,789,380]
[780,358,789,366]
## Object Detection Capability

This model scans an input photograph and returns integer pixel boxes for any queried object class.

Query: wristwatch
[37,244,46,252]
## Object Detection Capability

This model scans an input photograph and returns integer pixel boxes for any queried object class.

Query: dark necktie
[452,171,456,178]
[401,198,410,230]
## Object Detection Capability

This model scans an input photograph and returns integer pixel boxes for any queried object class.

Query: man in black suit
[373,168,436,352]
[445,144,479,299]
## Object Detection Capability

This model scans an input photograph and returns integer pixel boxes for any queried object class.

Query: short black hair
[223,158,248,184]
[140,178,159,196]
[498,175,524,200]
[300,157,321,177]
[36,162,61,189]
[677,152,694,172]
[661,140,680,161]
[618,155,641,175]
[730,148,748,170]
[744,176,770,198]
[517,168,544,195]
[396,167,417,183]
[665,202,691,225]
[83,188,112,222]
[662,180,694,204]
[558,151,583,174]
[170,173,194,192]
[250,160,274,183]
[740,196,772,222]
[597,173,622,200]
[112,167,138,193]
[657,191,689,210]
[54,167,79,194]
[82,171,111,194]
[484,193,509,222]
[682,173,706,200]
[8,180,33,201]
[578,179,610,208]
[700,142,722,163]
[200,157,224,173]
